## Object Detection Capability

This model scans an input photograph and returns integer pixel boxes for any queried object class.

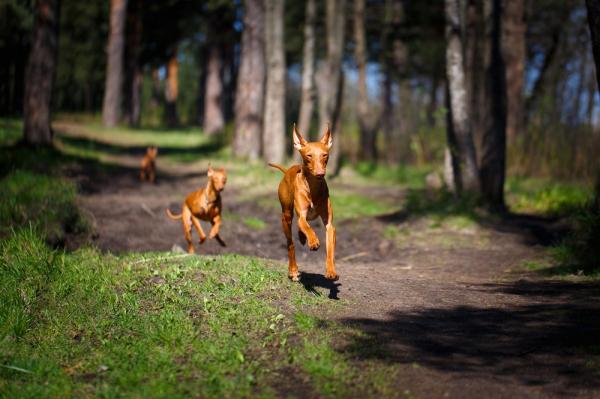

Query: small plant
[552,206,600,276]
[243,217,266,230]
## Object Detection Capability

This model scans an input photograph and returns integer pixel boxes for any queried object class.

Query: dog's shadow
[299,272,341,300]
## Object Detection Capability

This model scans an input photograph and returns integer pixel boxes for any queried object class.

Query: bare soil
[65,157,600,399]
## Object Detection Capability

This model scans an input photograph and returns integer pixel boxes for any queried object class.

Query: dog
[140,146,158,183]
[269,124,337,282]
[166,164,227,253]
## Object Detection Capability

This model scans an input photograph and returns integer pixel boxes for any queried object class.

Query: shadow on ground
[299,272,341,300]
[57,133,224,159]
[340,279,600,391]
[377,188,571,247]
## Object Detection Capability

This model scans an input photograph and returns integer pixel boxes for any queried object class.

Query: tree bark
[262,0,286,164]
[525,19,565,119]
[296,0,316,162]
[354,0,378,162]
[23,0,59,145]
[318,0,347,174]
[586,0,600,95]
[233,0,266,160]
[585,0,600,206]
[444,0,480,194]
[203,44,225,135]
[479,0,507,211]
[125,0,142,127]
[102,0,128,128]
[165,50,179,128]
[503,0,526,141]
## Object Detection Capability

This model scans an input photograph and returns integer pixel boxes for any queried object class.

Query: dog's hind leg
[182,206,195,253]
[281,210,299,281]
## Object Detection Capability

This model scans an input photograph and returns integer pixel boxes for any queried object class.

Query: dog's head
[207,164,227,192]
[146,146,158,159]
[293,124,333,179]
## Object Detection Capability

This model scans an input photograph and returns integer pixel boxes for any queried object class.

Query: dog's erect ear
[293,123,307,151]
[207,163,214,176]
[320,123,333,149]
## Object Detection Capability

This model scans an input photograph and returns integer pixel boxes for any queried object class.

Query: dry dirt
[64,157,600,399]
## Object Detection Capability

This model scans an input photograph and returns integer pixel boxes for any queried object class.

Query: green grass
[0,229,405,398]
[0,118,22,145]
[353,162,432,188]
[243,217,267,230]
[506,176,592,216]
[0,170,87,243]
[331,190,397,221]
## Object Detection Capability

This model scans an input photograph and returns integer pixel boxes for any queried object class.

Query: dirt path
[66,155,600,399]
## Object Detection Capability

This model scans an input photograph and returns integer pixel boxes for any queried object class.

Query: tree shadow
[340,279,600,391]
[299,272,341,300]
[57,134,225,160]
[377,188,571,247]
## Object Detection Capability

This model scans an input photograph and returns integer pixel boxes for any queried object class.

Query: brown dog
[140,146,158,183]
[269,124,337,282]
[166,165,227,253]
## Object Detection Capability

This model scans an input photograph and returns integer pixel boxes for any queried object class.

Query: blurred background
[2,0,600,213]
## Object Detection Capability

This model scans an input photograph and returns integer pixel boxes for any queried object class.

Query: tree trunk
[318,0,347,174]
[465,0,486,158]
[262,0,286,164]
[203,44,225,135]
[151,67,161,108]
[503,0,525,141]
[444,0,480,194]
[102,0,128,128]
[23,0,59,145]
[125,0,142,127]
[525,19,565,119]
[479,0,507,211]
[585,0,600,205]
[381,70,395,164]
[586,0,600,95]
[295,0,316,163]
[354,0,377,162]
[233,0,266,160]
[165,50,179,128]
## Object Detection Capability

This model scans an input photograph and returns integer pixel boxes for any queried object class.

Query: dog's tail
[268,163,287,174]
[165,208,182,220]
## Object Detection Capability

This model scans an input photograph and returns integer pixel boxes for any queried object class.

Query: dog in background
[140,146,158,183]
[269,124,337,282]
[166,164,227,253]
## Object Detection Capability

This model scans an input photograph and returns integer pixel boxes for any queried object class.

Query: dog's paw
[308,236,320,251]
[288,273,300,282]
[199,236,206,244]
[325,271,339,281]
[298,230,307,245]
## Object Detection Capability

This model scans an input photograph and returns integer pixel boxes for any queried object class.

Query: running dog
[166,165,227,253]
[269,124,337,282]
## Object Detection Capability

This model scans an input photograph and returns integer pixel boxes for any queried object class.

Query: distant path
[60,127,600,399]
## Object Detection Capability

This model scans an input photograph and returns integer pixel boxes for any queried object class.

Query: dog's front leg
[321,198,338,280]
[191,215,207,244]
[296,212,319,251]
[208,214,221,239]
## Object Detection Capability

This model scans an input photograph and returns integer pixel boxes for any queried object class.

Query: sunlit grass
[506,176,592,216]
[0,229,406,398]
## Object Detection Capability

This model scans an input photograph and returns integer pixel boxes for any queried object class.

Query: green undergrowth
[0,170,87,244]
[506,177,592,216]
[0,229,406,398]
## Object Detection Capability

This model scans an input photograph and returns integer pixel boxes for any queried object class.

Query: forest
[1,0,600,397]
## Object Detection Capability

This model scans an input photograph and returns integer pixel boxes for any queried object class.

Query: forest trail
[61,132,600,399]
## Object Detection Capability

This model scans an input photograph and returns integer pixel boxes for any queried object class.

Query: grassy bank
[0,229,403,398]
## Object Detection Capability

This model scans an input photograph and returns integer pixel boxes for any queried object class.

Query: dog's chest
[306,203,319,220]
